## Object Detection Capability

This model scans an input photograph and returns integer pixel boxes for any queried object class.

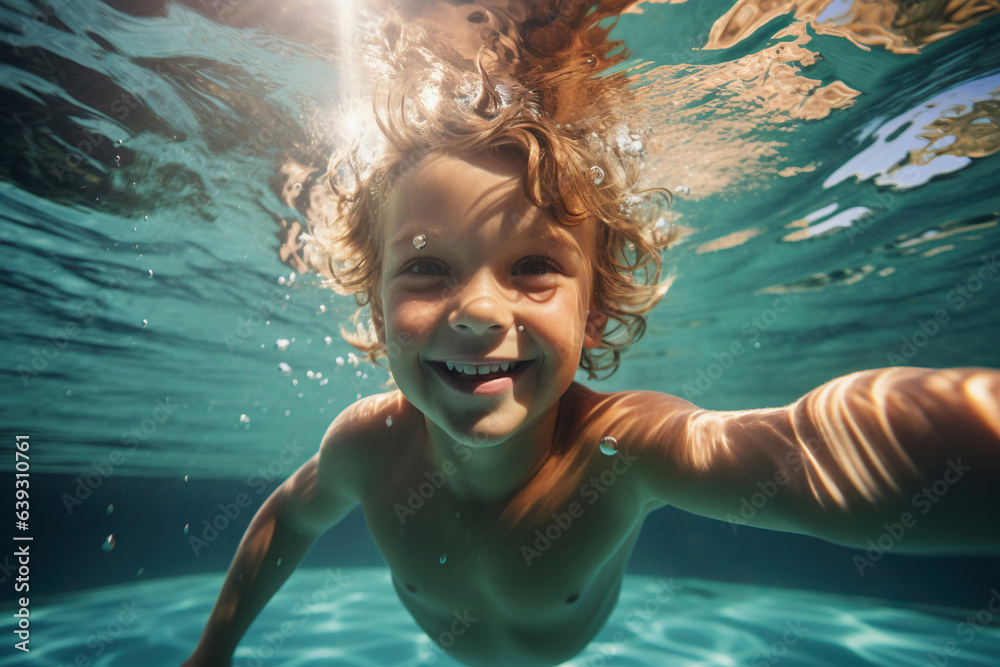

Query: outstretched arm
[629,367,1000,552]
[183,411,362,665]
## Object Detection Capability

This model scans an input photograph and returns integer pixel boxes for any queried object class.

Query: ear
[583,307,608,349]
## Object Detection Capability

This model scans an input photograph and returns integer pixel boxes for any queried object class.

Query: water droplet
[146,269,153,277]
[439,554,447,564]
[325,336,333,345]
[142,319,148,328]
[278,362,292,376]
[385,416,393,427]
[412,234,427,249]
[276,339,291,351]
[102,534,116,552]
[589,165,605,185]
[599,436,618,455]
[106,504,114,514]
[183,524,189,534]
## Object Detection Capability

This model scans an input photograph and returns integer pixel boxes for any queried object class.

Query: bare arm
[630,367,1000,552]
[183,412,362,665]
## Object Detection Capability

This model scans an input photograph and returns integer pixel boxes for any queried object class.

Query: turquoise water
[2,0,999,665]
[2,570,1000,666]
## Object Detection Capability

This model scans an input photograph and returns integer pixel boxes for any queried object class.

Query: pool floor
[3,568,998,666]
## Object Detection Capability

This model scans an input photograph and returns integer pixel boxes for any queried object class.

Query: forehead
[383,151,592,252]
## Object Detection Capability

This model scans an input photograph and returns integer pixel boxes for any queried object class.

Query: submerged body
[345,385,659,666]
[184,121,1000,667]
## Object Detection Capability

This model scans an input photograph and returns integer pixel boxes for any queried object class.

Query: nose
[447,270,514,336]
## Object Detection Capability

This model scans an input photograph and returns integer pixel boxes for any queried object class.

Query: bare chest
[359,451,647,619]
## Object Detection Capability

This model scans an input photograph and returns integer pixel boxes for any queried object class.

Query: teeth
[442,361,518,375]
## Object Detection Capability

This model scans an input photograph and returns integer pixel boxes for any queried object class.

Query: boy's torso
[343,383,663,666]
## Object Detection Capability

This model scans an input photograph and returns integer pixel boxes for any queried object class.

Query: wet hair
[293,2,675,380]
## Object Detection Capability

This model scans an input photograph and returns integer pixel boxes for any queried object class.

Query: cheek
[385,293,437,339]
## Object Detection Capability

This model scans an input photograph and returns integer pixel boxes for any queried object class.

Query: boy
[186,3,1000,666]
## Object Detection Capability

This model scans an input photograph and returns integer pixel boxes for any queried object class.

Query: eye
[515,255,562,276]
[400,258,447,276]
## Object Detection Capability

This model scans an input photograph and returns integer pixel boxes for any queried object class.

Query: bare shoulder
[558,383,701,503]
[559,382,696,443]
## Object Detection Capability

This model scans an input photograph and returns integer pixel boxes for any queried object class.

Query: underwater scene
[2,0,1000,665]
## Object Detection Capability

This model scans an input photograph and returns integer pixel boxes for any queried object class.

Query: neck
[423,400,562,504]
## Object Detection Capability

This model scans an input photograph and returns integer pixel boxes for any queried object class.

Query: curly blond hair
[286,3,674,380]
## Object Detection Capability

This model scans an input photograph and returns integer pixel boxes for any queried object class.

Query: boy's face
[376,151,607,448]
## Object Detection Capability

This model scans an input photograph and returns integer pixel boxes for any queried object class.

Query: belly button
[565,593,579,604]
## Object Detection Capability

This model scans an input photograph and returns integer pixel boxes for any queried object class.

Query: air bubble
[325,336,333,345]
[439,554,447,564]
[106,504,114,514]
[278,362,292,376]
[336,357,345,366]
[146,269,153,277]
[599,436,618,455]
[102,534,116,552]
[386,416,393,427]
[589,166,605,185]
[183,524,189,534]
[293,182,302,192]
[412,234,427,249]
[276,339,290,351]
[142,319,147,328]
[518,325,524,331]
[240,414,249,423]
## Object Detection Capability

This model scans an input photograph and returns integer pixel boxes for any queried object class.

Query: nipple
[412,234,427,249]
[598,436,618,456]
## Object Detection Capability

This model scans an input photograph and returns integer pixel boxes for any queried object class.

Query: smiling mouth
[428,360,535,383]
